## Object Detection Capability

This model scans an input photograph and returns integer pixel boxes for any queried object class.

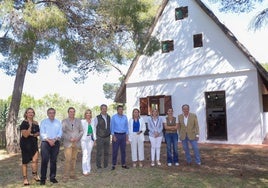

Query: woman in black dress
[20,107,40,185]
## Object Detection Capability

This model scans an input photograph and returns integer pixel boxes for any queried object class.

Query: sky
[1,0,268,107]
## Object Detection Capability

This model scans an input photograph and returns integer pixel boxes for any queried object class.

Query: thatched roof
[115,0,268,103]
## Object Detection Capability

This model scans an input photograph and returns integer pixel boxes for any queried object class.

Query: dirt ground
[0,142,267,188]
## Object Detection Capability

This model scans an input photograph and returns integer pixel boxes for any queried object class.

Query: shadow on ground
[0,143,267,188]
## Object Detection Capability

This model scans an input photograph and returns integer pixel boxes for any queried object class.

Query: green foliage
[144,36,161,56]
[97,0,161,56]
[0,0,161,80]
[103,75,126,101]
[261,63,268,71]
[23,2,67,32]
[0,100,9,130]
[209,0,268,30]
[103,83,120,100]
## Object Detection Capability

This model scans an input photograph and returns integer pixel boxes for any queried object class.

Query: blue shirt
[133,120,140,132]
[40,118,62,141]
[111,114,128,135]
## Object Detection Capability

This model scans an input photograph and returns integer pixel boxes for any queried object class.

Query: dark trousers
[40,141,60,181]
[112,133,126,166]
[96,136,110,168]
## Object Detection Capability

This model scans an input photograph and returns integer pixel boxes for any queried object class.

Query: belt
[114,132,126,135]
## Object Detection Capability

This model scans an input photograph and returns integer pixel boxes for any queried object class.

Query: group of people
[19,104,201,186]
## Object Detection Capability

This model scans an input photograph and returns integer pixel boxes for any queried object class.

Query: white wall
[126,70,263,144]
[125,0,265,144]
[128,0,255,84]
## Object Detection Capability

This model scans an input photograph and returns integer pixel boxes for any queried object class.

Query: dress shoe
[122,165,129,169]
[111,166,115,170]
[50,178,58,183]
[40,180,46,185]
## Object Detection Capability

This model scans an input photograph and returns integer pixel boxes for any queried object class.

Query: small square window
[175,6,188,20]
[161,40,174,53]
[193,33,203,48]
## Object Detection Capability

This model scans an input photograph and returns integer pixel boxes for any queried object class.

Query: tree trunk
[5,59,29,154]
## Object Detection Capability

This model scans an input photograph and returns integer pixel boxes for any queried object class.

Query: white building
[115,0,268,145]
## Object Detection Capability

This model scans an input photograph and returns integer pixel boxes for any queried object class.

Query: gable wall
[125,0,264,144]
[127,0,256,84]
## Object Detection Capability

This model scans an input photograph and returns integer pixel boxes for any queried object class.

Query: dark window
[175,6,188,20]
[161,40,174,53]
[193,33,203,48]
[139,95,172,116]
[263,95,268,112]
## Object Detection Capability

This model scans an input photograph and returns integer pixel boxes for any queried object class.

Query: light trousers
[130,134,144,162]
[149,136,162,161]
[64,143,78,177]
[81,138,94,174]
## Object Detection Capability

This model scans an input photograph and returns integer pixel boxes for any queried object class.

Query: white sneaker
[151,162,155,167]
[167,163,172,167]
[175,163,179,166]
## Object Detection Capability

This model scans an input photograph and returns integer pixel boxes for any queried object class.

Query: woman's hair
[23,107,35,120]
[167,108,173,115]
[132,108,140,119]
[84,109,92,119]
[151,109,159,116]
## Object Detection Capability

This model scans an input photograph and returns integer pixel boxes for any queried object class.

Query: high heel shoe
[32,172,40,182]
[23,176,30,186]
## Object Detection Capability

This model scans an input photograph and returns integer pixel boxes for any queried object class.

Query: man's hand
[112,135,117,142]
[47,139,55,147]
[70,138,77,142]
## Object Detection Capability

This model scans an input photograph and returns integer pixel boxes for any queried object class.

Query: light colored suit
[178,112,201,164]
[128,118,146,142]
[81,119,96,141]
[62,117,83,177]
[128,118,146,162]
[62,118,83,147]
[178,113,199,140]
[81,119,96,174]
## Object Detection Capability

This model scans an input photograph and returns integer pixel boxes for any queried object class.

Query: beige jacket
[178,113,199,140]
[62,118,83,148]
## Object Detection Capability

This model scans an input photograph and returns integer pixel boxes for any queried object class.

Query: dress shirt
[40,118,62,141]
[111,113,128,135]
[184,115,188,126]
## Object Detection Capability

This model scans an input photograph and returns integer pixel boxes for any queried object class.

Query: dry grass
[0,142,267,188]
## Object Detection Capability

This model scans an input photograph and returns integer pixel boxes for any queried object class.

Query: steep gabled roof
[115,0,268,103]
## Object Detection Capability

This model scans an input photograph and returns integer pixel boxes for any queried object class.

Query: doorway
[205,91,227,140]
